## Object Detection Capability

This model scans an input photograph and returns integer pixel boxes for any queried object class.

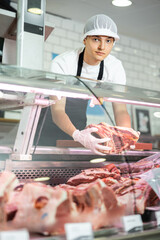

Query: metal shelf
[0,8,16,38]
[0,8,54,41]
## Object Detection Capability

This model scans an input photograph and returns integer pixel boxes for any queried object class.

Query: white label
[0,229,29,240]
[122,214,143,233]
[65,222,93,240]
[155,211,160,226]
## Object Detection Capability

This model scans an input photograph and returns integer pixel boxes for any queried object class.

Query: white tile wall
[44,14,160,136]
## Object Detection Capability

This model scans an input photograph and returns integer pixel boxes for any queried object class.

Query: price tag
[155,211,160,227]
[0,229,29,240]
[65,222,93,240]
[122,214,143,233]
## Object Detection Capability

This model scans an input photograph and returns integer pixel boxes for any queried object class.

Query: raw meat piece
[118,154,160,175]
[111,178,158,215]
[67,161,159,216]
[87,122,140,154]
[102,177,119,186]
[0,172,125,235]
[103,163,121,175]
[0,171,19,222]
[0,171,19,199]
[1,153,159,235]
[67,167,121,186]
[3,181,69,234]
[53,179,125,233]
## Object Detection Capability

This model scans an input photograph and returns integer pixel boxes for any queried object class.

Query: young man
[48,14,131,155]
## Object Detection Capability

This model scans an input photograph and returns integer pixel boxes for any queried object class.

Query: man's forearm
[112,102,131,128]
[51,111,76,137]
[115,112,131,128]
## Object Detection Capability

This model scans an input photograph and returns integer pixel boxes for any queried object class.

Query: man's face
[83,35,114,65]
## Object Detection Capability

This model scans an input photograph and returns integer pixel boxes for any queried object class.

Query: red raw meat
[66,162,159,216]
[111,178,159,215]
[2,180,70,234]
[1,154,159,235]
[67,167,121,186]
[87,122,140,154]
[0,172,125,235]
[0,171,19,222]
[54,179,125,232]
[118,154,160,175]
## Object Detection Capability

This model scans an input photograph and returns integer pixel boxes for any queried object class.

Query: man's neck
[83,51,100,66]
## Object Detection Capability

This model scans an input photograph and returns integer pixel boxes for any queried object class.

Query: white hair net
[83,14,119,41]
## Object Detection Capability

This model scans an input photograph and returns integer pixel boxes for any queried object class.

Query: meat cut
[66,163,159,216]
[118,153,160,176]
[66,164,122,187]
[111,178,158,215]
[0,155,159,235]
[0,171,125,235]
[0,171,19,222]
[87,122,140,154]
[67,165,121,186]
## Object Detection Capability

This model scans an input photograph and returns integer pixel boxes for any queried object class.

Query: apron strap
[77,49,84,77]
[77,48,104,80]
[97,60,104,80]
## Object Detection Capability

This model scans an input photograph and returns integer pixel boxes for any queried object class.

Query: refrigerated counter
[0,64,160,239]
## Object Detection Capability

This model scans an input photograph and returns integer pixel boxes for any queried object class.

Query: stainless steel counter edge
[30,227,160,240]
[0,145,158,156]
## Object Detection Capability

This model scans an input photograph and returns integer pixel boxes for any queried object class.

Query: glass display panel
[0,64,160,238]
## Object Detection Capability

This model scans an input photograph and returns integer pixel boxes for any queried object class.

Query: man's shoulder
[53,48,82,63]
[51,48,83,74]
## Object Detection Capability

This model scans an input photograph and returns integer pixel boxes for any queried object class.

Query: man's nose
[99,40,105,49]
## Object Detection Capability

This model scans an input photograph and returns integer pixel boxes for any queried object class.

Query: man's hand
[89,97,103,107]
[129,131,141,150]
[72,127,111,155]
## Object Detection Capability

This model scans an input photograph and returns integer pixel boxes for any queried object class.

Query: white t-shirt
[51,48,126,85]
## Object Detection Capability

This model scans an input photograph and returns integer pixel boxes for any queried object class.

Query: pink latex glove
[72,127,111,156]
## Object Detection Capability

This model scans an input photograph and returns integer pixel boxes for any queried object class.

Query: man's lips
[96,51,105,56]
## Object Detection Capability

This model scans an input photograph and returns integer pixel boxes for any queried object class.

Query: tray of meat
[1,154,160,237]
[0,171,125,236]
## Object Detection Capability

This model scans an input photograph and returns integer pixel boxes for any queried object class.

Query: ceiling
[12,0,160,46]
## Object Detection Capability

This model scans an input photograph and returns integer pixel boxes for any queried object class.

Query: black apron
[34,48,104,146]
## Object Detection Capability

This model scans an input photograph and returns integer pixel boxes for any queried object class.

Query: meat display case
[0,64,160,239]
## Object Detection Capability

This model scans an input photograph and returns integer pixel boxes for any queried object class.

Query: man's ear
[83,38,86,45]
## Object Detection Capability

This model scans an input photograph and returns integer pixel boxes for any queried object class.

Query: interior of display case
[1,64,160,239]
